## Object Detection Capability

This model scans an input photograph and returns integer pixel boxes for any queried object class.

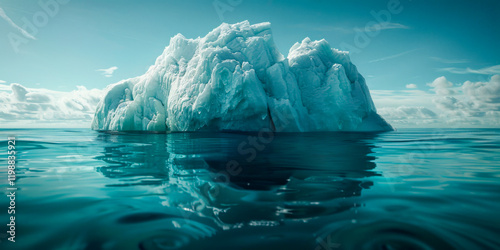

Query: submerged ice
[92,21,392,132]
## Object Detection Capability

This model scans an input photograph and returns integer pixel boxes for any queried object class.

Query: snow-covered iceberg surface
[92,21,392,132]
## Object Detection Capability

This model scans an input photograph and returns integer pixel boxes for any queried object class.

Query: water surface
[0,129,499,249]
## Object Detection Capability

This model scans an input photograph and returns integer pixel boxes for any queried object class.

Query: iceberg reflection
[95,132,380,229]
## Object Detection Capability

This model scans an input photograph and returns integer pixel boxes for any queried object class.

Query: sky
[0,0,499,128]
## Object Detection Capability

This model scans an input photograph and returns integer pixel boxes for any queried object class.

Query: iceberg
[92,21,392,132]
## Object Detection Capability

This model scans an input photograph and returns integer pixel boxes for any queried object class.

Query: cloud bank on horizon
[0,82,103,128]
[1,75,498,128]
[374,75,500,128]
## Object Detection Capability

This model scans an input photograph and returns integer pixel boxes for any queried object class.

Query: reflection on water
[96,132,378,229]
[1,129,500,249]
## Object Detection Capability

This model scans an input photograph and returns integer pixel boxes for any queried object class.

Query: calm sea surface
[0,128,499,249]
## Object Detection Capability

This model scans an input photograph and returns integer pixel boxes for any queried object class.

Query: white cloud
[439,65,500,75]
[378,106,438,126]
[0,80,6,84]
[406,84,417,89]
[372,89,434,108]
[358,22,409,32]
[294,24,353,33]
[0,7,36,40]
[462,75,500,103]
[296,22,409,34]
[0,83,104,128]
[430,57,468,64]
[97,66,118,77]
[369,49,417,63]
[373,75,500,128]
[428,76,456,95]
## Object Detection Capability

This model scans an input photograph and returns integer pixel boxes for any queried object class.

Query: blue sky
[0,0,499,127]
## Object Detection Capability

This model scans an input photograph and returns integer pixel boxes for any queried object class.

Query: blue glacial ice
[92,21,392,132]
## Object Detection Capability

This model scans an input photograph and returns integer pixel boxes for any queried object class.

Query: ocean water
[0,128,499,249]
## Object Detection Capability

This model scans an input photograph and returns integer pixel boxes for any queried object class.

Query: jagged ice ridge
[92,21,392,132]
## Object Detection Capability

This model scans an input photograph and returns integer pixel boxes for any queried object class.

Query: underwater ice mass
[92,21,392,132]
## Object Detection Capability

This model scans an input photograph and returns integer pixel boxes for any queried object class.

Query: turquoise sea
[0,128,499,249]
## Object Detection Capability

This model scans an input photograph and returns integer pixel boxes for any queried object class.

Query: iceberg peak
[92,21,392,132]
